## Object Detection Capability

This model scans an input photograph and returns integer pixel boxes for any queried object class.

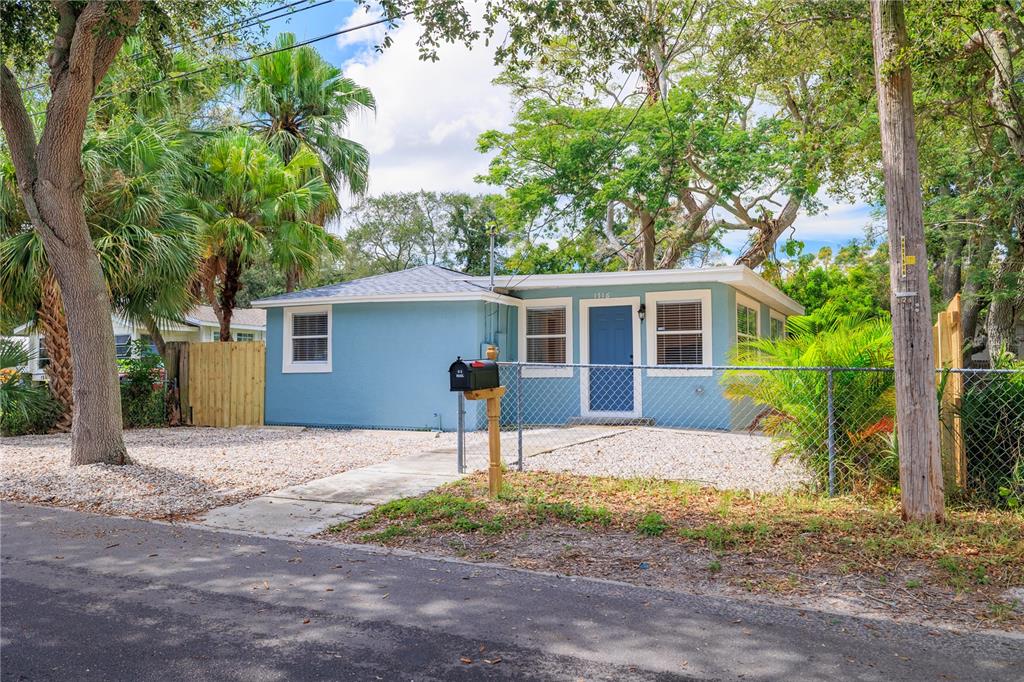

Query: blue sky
[259,1,875,255]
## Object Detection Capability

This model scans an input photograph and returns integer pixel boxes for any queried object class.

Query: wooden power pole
[870,0,944,522]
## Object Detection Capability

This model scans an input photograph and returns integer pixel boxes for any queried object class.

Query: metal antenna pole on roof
[488,224,496,290]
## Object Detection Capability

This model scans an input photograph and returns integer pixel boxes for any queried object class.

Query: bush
[0,339,62,436]
[721,304,896,493]
[960,370,1024,508]
[119,340,167,428]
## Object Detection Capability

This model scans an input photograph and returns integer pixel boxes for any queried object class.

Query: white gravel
[0,427,442,518]
[465,426,813,494]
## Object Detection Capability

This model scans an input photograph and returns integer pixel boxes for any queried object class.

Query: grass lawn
[327,472,1024,631]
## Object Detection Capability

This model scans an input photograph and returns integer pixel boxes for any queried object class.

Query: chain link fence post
[516,363,524,472]
[457,392,465,474]
[827,367,836,497]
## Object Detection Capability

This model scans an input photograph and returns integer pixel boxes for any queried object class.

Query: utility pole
[870,0,944,522]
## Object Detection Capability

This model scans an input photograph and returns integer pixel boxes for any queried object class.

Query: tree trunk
[142,313,167,360]
[870,0,944,522]
[0,3,141,466]
[40,188,129,465]
[38,272,74,432]
[960,233,995,360]
[986,241,1024,364]
[940,232,964,303]
[218,254,243,341]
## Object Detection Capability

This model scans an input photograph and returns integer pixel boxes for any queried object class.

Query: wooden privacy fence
[166,341,265,427]
[933,293,965,489]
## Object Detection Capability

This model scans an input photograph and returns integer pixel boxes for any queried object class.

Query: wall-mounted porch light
[637,303,646,322]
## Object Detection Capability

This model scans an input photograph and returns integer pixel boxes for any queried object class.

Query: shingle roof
[252,265,488,305]
[184,306,266,328]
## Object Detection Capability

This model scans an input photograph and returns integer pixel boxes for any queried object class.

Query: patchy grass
[327,471,1024,628]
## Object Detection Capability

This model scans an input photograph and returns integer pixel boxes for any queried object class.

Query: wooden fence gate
[176,341,265,427]
[933,293,966,489]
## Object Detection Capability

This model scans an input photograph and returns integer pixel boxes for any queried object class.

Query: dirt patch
[325,472,1024,632]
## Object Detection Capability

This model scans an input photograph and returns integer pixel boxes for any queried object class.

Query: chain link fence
[455,363,1023,508]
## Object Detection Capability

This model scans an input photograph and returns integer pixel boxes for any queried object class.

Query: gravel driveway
[0,427,443,518]
[463,426,812,493]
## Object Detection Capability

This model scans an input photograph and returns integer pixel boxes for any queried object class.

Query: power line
[24,9,408,118]
[20,0,339,93]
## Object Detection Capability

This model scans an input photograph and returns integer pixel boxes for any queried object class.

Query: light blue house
[252,265,803,432]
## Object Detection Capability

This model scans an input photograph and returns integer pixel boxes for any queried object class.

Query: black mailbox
[449,357,500,392]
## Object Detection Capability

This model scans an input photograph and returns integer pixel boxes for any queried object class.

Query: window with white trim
[736,300,759,343]
[283,306,331,373]
[526,307,567,364]
[518,298,573,378]
[655,301,704,365]
[235,332,255,342]
[769,315,785,340]
[645,289,713,376]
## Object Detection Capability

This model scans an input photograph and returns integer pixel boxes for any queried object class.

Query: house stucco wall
[264,300,488,431]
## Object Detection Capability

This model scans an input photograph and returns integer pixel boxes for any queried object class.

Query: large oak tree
[0,0,251,464]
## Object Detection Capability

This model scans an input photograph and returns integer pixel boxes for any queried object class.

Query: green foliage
[636,512,669,537]
[478,85,818,269]
[764,239,892,321]
[118,341,166,428]
[341,192,502,277]
[722,305,897,492]
[0,339,61,437]
[960,361,1024,508]
[244,32,374,196]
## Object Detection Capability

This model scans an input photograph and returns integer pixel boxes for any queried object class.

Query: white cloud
[335,6,389,50]
[337,8,512,200]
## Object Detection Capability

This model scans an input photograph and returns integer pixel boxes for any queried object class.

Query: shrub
[637,512,669,537]
[722,303,896,492]
[959,363,1024,508]
[0,339,62,436]
[119,340,167,428]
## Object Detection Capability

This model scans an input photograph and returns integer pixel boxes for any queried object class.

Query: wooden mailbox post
[463,345,505,497]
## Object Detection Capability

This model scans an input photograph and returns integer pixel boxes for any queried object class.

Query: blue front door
[588,305,634,413]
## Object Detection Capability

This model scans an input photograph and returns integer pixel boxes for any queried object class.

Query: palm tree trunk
[38,273,74,432]
[217,255,243,341]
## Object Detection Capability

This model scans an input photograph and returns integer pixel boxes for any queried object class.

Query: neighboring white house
[14,306,266,380]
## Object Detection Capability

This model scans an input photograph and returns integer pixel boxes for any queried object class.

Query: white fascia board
[466,266,805,317]
[191,320,265,331]
[251,290,521,308]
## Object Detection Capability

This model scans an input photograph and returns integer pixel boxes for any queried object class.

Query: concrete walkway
[195,449,462,539]
[194,425,633,539]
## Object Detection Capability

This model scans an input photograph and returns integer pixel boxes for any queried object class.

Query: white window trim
[282,305,332,373]
[579,297,642,418]
[645,289,713,377]
[518,297,573,378]
[769,308,786,339]
[736,292,761,343]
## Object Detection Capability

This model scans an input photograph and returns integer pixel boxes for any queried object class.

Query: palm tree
[243,31,375,196]
[0,119,201,429]
[187,131,335,340]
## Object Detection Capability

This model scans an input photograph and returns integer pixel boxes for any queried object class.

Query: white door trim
[579,297,642,419]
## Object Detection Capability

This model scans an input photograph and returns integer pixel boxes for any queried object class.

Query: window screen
[526,307,567,363]
[770,316,785,340]
[291,312,328,363]
[654,301,703,366]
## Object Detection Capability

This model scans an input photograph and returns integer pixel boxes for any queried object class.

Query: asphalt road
[1,502,1021,681]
